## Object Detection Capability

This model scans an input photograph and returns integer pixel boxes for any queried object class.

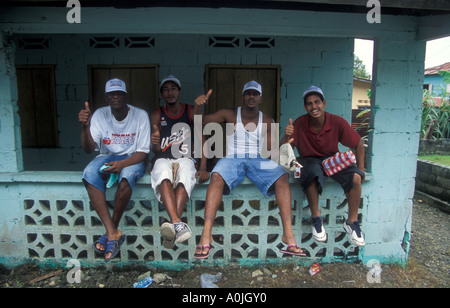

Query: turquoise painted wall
[13,34,353,171]
[362,38,426,263]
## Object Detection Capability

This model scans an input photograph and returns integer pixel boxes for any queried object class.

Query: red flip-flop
[279,244,306,256]
[194,244,214,259]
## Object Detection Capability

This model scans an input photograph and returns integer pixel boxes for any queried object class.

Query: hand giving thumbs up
[79,101,91,127]
[151,123,161,146]
[195,89,213,106]
[285,118,294,137]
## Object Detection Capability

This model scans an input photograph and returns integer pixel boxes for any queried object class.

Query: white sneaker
[343,220,366,247]
[174,222,192,244]
[160,222,176,249]
[311,216,327,242]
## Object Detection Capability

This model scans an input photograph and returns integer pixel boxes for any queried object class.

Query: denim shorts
[212,155,288,197]
[82,154,146,193]
[298,156,365,194]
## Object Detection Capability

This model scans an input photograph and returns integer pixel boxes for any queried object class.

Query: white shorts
[151,158,197,202]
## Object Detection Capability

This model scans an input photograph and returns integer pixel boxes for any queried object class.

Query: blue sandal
[92,234,108,255]
[104,235,126,263]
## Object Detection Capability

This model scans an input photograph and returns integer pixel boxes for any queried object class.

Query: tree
[354,55,371,80]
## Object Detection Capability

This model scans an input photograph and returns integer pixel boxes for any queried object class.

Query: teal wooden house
[1,0,449,269]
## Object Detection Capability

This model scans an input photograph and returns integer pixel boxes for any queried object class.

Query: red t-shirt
[292,112,361,158]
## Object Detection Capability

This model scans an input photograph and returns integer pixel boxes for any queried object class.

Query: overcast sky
[354,36,450,76]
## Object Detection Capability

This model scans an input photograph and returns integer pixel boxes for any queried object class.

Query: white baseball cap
[105,78,127,93]
[242,80,262,95]
[303,85,324,99]
[160,75,181,91]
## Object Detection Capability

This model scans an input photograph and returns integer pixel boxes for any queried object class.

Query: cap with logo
[160,75,181,91]
[242,80,262,95]
[105,78,127,93]
[303,85,324,99]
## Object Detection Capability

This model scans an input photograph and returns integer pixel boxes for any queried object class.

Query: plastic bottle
[133,276,154,288]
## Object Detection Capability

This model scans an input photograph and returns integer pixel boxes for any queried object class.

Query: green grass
[418,154,450,166]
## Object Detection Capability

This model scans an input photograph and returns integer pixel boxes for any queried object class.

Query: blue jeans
[82,154,146,193]
[212,155,288,197]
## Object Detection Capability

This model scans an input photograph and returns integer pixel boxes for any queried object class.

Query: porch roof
[2,0,450,16]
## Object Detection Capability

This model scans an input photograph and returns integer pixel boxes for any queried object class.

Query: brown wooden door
[204,65,280,161]
[205,65,280,122]
[88,65,159,116]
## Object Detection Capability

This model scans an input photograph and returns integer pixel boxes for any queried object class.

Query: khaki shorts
[150,158,197,202]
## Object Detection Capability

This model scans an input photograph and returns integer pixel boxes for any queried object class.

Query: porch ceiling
[2,0,450,16]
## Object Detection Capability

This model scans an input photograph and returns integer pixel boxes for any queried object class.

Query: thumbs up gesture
[79,101,91,127]
[151,123,161,146]
[285,118,294,137]
[195,89,213,106]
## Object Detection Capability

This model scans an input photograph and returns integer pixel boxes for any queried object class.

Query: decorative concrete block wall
[0,172,368,268]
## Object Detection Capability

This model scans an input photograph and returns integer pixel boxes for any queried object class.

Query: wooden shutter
[205,65,280,122]
[16,65,58,148]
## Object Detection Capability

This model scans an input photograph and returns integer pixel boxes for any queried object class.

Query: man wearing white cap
[281,85,366,247]
[193,80,305,259]
[150,75,209,249]
[78,78,151,262]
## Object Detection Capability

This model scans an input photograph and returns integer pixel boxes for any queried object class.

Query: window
[16,65,58,148]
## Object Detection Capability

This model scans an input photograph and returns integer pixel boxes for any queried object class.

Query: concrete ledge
[0,170,372,185]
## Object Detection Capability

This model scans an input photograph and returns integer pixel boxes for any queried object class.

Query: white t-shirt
[90,105,150,156]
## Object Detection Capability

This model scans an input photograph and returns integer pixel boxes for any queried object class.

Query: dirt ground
[1,196,448,289]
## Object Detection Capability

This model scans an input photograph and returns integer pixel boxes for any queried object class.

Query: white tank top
[226,107,264,158]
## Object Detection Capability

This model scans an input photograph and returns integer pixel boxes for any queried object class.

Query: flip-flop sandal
[194,244,214,259]
[279,244,306,256]
[104,235,126,263]
[92,234,108,255]
[100,165,119,188]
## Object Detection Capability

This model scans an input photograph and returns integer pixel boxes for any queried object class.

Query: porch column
[364,36,426,264]
[0,31,23,173]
